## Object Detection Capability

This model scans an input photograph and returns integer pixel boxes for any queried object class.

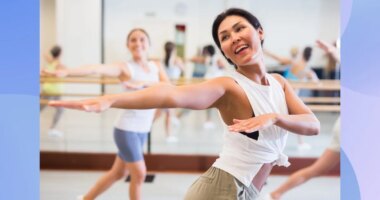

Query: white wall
[251,0,340,67]
[56,0,102,94]
[41,0,339,89]
[40,0,56,68]
[104,0,339,68]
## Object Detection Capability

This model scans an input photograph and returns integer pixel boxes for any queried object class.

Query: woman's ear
[258,28,265,41]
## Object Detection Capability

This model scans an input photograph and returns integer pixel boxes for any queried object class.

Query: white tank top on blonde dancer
[114,61,159,133]
[213,71,290,187]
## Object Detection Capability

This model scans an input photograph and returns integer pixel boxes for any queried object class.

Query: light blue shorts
[113,128,148,162]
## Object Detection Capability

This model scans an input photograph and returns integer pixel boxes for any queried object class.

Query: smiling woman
[213,10,264,69]
[49,8,320,200]
[43,28,170,200]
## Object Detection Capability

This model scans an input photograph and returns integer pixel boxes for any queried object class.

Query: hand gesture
[122,81,145,90]
[228,114,277,133]
[49,97,113,113]
[316,39,334,53]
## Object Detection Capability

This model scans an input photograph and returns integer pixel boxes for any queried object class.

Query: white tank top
[213,71,290,187]
[114,61,160,133]
[165,63,182,79]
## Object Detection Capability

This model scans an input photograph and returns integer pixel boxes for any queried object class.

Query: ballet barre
[40,77,340,112]
[288,80,340,91]
[40,77,340,89]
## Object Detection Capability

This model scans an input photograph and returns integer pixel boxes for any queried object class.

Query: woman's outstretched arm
[49,77,228,112]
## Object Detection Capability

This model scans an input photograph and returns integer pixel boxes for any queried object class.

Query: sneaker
[76,195,85,200]
[48,129,64,138]
[297,142,312,151]
[166,136,178,143]
[203,121,216,130]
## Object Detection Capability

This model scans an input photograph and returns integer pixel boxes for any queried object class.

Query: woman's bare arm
[263,50,293,65]
[273,74,320,135]
[49,77,229,112]
[227,74,320,136]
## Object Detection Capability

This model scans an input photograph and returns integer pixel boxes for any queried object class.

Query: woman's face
[127,30,150,59]
[217,15,264,66]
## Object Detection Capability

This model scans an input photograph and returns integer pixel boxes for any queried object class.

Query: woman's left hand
[228,113,278,133]
[49,97,113,113]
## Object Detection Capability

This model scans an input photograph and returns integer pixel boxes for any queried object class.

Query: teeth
[235,45,248,54]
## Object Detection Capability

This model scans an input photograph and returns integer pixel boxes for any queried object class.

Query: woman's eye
[236,26,244,32]
[221,35,229,41]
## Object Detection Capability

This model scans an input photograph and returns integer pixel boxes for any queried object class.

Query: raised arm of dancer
[228,74,320,136]
[263,49,293,65]
[189,55,206,64]
[50,77,226,112]
[316,39,340,62]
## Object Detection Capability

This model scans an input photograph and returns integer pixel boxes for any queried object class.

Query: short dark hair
[212,8,264,66]
[303,46,313,62]
[203,45,215,57]
[50,45,61,58]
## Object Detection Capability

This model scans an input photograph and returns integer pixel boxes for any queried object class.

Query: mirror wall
[40,0,340,158]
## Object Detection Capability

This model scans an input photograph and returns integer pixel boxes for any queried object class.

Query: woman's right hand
[49,97,113,113]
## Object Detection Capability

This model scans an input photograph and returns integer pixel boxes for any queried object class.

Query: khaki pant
[184,167,260,200]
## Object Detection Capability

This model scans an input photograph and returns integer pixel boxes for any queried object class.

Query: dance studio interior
[40,0,340,199]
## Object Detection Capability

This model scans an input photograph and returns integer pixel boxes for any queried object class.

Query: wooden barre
[289,80,340,91]
[307,105,340,112]
[40,76,340,90]
[301,97,340,104]
[40,77,204,85]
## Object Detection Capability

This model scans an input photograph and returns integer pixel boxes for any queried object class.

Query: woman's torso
[114,60,160,133]
[42,60,61,94]
[165,58,182,79]
[213,72,290,187]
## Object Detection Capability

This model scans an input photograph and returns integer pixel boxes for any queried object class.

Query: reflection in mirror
[40,0,340,159]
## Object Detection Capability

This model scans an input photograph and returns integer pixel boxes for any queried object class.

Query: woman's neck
[237,59,268,85]
[132,56,148,65]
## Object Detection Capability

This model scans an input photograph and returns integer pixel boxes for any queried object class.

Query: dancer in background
[264,117,340,200]
[160,41,184,142]
[40,45,66,137]
[263,39,340,200]
[45,28,169,200]
[187,44,227,129]
[264,46,319,150]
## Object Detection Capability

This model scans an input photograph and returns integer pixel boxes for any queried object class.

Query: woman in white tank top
[50,9,320,200]
[157,41,184,142]
[47,29,169,200]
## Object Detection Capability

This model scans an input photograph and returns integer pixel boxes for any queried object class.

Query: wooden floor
[41,170,340,200]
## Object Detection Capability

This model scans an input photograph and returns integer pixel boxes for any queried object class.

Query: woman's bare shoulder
[269,73,286,88]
